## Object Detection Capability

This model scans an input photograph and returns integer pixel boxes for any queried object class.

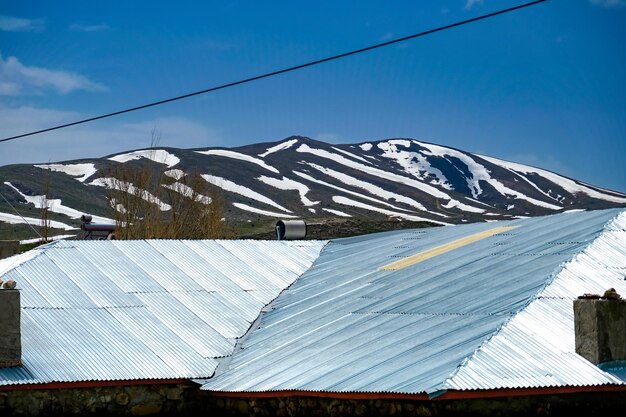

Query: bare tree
[40,170,51,243]
[103,163,229,239]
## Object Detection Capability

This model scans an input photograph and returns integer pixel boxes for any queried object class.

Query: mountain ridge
[1,135,624,241]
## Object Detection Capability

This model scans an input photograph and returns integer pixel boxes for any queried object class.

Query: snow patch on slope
[415,141,562,210]
[196,149,279,174]
[5,182,114,223]
[297,144,462,203]
[109,149,180,168]
[413,140,490,198]
[202,175,291,213]
[257,176,320,207]
[331,147,372,164]
[89,177,172,211]
[232,203,297,218]
[332,196,449,225]
[478,154,626,204]
[162,183,212,205]
[164,169,186,180]
[304,162,430,212]
[0,212,77,230]
[377,141,450,189]
[297,143,485,214]
[258,139,298,158]
[35,163,97,182]
[293,171,418,213]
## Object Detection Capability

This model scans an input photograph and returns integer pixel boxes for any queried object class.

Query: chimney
[0,280,21,368]
[574,289,626,365]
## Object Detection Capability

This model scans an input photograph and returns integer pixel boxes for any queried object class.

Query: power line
[0,0,547,144]
[0,190,43,240]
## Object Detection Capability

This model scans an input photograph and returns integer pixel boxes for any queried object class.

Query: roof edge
[0,378,190,392]
[200,385,626,401]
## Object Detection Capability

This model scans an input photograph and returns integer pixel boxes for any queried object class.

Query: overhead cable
[0,0,547,143]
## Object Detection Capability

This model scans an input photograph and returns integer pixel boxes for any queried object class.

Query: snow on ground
[257,176,320,207]
[19,234,75,245]
[292,171,417,213]
[359,143,373,151]
[322,208,351,217]
[201,174,291,213]
[108,198,127,214]
[296,143,483,213]
[415,141,562,210]
[161,182,212,205]
[441,199,486,214]
[413,140,492,198]
[258,138,299,158]
[89,177,172,211]
[4,182,114,223]
[332,196,449,225]
[377,141,450,189]
[0,212,77,230]
[463,196,497,208]
[488,163,560,203]
[304,162,430,212]
[164,169,186,180]
[487,179,562,210]
[108,149,180,168]
[478,154,626,204]
[232,203,297,218]
[197,149,279,174]
[35,163,97,182]
[331,147,372,164]
[308,208,316,213]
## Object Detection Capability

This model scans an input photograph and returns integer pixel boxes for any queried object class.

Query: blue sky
[0,0,624,192]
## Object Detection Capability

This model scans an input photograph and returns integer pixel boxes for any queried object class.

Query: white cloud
[464,0,485,10]
[314,133,345,143]
[0,105,223,166]
[0,53,107,95]
[589,0,626,7]
[0,15,43,32]
[69,23,110,32]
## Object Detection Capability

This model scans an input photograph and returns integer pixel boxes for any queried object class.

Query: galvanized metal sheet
[203,208,626,394]
[0,239,327,386]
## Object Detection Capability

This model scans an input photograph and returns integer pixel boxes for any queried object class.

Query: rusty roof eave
[201,384,626,401]
[0,378,191,392]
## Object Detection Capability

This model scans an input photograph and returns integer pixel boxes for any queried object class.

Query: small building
[1,208,626,416]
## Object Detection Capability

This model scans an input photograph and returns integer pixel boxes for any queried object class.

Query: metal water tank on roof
[276,220,307,240]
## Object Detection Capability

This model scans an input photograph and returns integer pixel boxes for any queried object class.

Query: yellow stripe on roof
[380,225,519,271]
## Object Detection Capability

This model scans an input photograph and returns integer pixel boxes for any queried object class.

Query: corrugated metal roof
[0,239,327,386]
[202,208,626,395]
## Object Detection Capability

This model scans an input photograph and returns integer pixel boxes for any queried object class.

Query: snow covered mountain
[1,136,625,240]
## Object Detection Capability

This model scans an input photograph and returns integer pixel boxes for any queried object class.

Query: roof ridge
[0,240,61,278]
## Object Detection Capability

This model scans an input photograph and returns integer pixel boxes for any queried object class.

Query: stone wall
[0,383,201,416]
[204,393,626,417]
[2,385,626,416]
